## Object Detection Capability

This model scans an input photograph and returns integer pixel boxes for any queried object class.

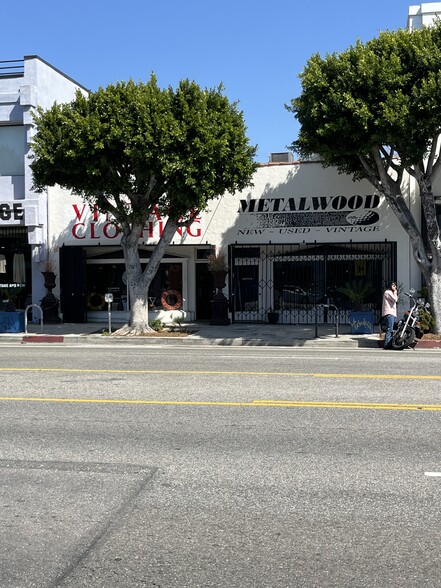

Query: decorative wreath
[160,289,182,311]
[87,292,106,310]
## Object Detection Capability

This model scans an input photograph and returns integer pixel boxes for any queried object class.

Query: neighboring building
[408,2,441,30]
[0,56,88,319]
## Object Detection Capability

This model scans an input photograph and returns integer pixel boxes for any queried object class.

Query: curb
[0,332,437,349]
[8,334,374,348]
[374,338,441,350]
[22,335,65,343]
[415,339,441,349]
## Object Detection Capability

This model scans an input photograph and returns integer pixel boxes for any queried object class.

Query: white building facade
[48,161,420,325]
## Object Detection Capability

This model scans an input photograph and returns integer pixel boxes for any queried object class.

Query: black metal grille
[229,241,396,324]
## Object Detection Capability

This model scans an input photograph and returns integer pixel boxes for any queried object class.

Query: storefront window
[148,263,182,310]
[327,258,382,309]
[0,228,31,310]
[233,264,259,311]
[231,243,393,322]
[86,261,183,311]
[274,260,323,309]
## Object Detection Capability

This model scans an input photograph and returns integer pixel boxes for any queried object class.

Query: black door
[60,246,87,322]
[195,263,213,320]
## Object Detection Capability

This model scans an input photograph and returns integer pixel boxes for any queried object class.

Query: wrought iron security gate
[229,242,396,324]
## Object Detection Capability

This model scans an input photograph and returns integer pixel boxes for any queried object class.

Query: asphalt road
[1,345,441,587]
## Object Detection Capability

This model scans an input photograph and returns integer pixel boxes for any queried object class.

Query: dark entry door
[60,246,87,322]
[195,263,213,320]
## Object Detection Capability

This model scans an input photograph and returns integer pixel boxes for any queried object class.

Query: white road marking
[424,472,441,477]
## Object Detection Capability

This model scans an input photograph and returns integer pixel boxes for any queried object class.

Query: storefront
[47,161,421,325]
[57,243,214,323]
[229,241,396,324]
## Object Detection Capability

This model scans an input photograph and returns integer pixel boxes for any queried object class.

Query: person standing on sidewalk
[382,281,398,349]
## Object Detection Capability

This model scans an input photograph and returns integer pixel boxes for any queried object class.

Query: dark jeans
[384,314,395,348]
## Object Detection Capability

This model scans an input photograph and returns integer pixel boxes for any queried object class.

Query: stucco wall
[48,161,420,301]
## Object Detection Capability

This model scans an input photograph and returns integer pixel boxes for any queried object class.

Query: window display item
[13,253,25,283]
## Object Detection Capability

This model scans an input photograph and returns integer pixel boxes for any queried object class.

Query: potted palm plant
[337,279,375,334]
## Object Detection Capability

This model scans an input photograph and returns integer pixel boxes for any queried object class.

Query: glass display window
[86,260,183,311]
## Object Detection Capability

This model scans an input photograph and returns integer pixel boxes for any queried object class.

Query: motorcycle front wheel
[391,326,415,350]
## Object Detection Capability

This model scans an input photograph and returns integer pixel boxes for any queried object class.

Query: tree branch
[358,154,382,191]
[426,132,441,181]
[176,209,201,228]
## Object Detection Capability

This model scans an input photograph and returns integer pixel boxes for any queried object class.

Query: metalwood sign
[236,194,381,236]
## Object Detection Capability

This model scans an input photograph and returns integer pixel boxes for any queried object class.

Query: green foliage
[30,76,257,333]
[170,314,188,332]
[417,286,435,332]
[418,307,435,333]
[149,319,166,332]
[288,24,441,332]
[30,76,257,227]
[288,24,441,177]
[336,280,375,310]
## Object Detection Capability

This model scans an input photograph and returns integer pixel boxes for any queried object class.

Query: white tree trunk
[424,266,441,334]
[415,175,441,334]
[112,218,178,336]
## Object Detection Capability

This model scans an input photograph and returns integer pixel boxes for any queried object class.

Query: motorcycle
[390,289,430,350]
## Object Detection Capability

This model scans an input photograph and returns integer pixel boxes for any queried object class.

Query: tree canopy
[31,75,257,225]
[288,23,441,332]
[289,24,441,178]
[31,75,257,334]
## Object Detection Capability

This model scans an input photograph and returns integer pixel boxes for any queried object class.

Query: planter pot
[267,312,279,324]
[42,271,56,292]
[211,270,228,291]
[349,310,374,334]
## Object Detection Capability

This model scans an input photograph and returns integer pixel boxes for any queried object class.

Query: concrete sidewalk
[0,320,382,348]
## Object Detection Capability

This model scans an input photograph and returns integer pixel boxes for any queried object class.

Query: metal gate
[229,242,396,324]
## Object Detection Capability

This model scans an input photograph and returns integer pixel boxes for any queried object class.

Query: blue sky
[3,0,415,162]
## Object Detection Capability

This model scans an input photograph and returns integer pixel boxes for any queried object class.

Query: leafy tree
[288,24,441,333]
[31,76,257,335]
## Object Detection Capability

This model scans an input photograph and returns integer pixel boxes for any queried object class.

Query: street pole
[104,293,113,334]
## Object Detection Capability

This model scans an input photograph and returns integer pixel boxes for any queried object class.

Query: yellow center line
[0,397,441,411]
[252,400,441,410]
[0,367,441,380]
